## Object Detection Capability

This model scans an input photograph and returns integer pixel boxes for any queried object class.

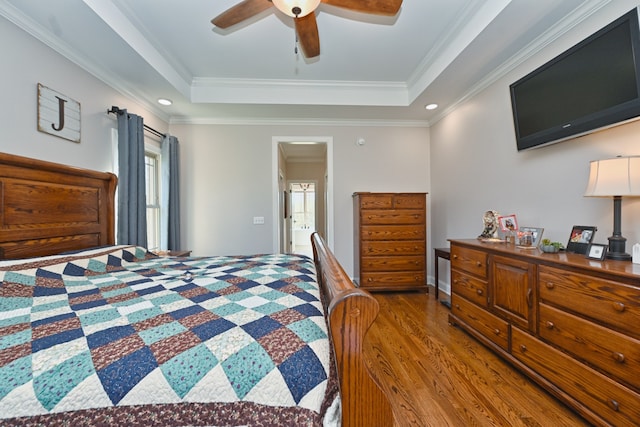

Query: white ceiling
[0,0,609,126]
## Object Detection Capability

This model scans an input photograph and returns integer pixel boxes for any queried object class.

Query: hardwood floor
[363,290,590,427]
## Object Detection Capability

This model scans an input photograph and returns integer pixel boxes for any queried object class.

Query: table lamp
[584,155,640,261]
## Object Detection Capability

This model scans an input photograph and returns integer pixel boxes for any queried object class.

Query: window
[145,150,161,251]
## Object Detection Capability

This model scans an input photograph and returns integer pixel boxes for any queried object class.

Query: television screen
[510,9,640,151]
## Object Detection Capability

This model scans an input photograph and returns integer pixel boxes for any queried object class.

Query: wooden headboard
[0,152,117,260]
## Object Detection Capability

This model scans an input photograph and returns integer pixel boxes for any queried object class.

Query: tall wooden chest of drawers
[353,192,427,292]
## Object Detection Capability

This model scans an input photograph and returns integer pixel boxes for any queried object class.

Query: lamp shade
[272,0,321,17]
[584,156,640,197]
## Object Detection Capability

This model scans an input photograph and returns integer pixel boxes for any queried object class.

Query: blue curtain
[116,110,148,247]
[161,135,181,250]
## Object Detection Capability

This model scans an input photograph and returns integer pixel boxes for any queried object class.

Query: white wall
[170,124,430,276]
[0,17,167,172]
[430,0,640,296]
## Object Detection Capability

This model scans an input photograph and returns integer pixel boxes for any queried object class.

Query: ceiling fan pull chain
[293,7,301,55]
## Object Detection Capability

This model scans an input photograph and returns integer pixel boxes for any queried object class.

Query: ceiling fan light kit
[272,0,321,17]
[212,0,402,58]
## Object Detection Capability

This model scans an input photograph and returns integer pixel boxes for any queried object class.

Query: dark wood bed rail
[312,232,394,427]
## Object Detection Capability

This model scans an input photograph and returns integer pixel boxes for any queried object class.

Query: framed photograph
[566,225,597,254]
[519,227,544,246]
[497,214,518,232]
[586,243,607,260]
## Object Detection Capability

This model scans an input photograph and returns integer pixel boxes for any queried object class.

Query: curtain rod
[107,106,166,139]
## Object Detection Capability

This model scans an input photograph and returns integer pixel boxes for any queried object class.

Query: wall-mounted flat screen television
[510,8,640,151]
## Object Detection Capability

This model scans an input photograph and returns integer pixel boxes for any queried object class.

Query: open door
[289,182,315,256]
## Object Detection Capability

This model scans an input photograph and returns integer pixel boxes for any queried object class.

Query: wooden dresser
[353,192,427,292]
[449,239,640,426]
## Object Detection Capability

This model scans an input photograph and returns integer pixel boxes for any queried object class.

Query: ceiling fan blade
[321,0,402,15]
[211,0,273,29]
[295,13,320,58]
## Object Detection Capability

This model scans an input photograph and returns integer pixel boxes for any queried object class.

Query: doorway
[272,137,333,253]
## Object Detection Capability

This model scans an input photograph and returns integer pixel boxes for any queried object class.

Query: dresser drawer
[451,245,488,279]
[360,271,425,288]
[361,240,425,256]
[361,256,424,272]
[513,327,640,426]
[539,265,640,338]
[452,270,488,308]
[451,293,508,351]
[360,225,425,241]
[360,210,425,225]
[393,194,425,209]
[539,303,640,391]
[358,194,393,209]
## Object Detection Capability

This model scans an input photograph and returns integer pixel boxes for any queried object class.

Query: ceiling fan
[211,0,403,58]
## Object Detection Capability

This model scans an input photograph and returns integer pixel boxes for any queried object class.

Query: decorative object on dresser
[497,214,518,233]
[518,226,543,247]
[585,155,640,261]
[586,243,608,260]
[540,238,563,253]
[566,225,597,255]
[478,210,500,240]
[353,192,427,292]
[449,239,640,426]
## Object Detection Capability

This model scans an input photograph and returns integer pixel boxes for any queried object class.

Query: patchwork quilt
[0,246,338,426]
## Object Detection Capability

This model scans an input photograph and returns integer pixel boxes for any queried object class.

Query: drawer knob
[520,344,527,352]
[455,304,460,310]
[367,278,373,282]
[494,329,501,335]
[612,302,626,312]
[476,261,482,267]
[612,352,626,363]
[476,289,483,295]
[607,399,620,412]
[545,321,555,330]
[545,282,555,289]
[453,279,459,284]
[453,254,458,259]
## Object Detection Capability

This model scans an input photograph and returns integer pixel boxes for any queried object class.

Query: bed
[0,152,393,426]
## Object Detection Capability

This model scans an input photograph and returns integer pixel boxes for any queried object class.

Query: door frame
[271,136,334,253]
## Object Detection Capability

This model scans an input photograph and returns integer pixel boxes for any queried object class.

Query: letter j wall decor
[37,83,80,143]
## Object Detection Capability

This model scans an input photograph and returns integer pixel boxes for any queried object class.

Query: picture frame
[586,243,607,260]
[37,83,81,143]
[497,214,518,232]
[566,225,597,255]
[519,227,544,246]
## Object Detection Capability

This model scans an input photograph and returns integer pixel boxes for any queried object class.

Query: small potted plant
[540,238,563,253]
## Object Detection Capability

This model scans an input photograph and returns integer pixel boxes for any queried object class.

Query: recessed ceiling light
[157,98,172,106]
[425,103,438,110]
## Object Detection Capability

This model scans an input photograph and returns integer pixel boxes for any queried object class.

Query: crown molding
[169,116,430,128]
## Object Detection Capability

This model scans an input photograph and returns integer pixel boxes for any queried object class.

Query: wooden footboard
[311,232,394,427]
